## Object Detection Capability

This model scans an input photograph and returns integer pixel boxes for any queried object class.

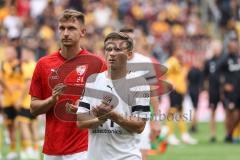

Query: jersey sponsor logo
[92,128,122,134]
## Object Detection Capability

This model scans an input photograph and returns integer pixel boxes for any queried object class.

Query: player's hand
[92,106,108,122]
[92,104,112,117]
[51,83,66,102]
[65,102,78,114]
[93,95,113,118]
[93,103,113,120]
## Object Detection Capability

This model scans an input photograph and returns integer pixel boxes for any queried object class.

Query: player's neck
[108,67,127,80]
[60,46,82,60]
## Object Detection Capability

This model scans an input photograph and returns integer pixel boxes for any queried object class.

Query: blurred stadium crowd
[0,0,240,159]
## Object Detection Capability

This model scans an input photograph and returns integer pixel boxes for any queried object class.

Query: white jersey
[128,52,157,83]
[77,71,150,160]
[128,53,158,150]
[128,52,153,63]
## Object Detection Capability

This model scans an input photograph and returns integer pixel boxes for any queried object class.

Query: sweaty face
[104,39,132,69]
[58,19,85,47]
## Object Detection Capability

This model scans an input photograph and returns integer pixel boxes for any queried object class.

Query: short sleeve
[29,61,43,99]
[130,84,151,119]
[77,86,92,114]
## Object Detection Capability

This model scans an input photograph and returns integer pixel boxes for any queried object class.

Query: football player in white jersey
[120,28,164,159]
[74,32,151,160]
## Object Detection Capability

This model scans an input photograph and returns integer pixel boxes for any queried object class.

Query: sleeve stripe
[132,105,150,112]
[145,75,156,80]
[79,102,90,110]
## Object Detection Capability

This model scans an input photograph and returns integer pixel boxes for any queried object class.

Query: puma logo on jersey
[107,85,112,91]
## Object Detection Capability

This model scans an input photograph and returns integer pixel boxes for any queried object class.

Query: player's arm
[77,110,107,128]
[15,79,31,110]
[77,117,106,129]
[108,111,147,134]
[65,101,106,129]
[108,79,151,134]
[75,80,107,129]
[30,96,54,116]
[30,83,65,116]
[95,97,149,134]
[91,98,148,134]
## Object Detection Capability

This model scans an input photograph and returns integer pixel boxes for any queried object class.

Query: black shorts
[227,95,240,110]
[3,106,18,120]
[18,108,36,120]
[209,92,220,107]
[223,92,239,110]
[235,97,240,109]
[189,91,199,108]
[169,90,183,109]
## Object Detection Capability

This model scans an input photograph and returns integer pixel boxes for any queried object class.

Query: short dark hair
[119,28,134,33]
[59,9,85,24]
[104,32,133,51]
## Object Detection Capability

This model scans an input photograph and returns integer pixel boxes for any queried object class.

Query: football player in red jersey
[29,9,106,160]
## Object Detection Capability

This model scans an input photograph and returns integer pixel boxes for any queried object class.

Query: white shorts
[139,121,151,150]
[44,151,88,160]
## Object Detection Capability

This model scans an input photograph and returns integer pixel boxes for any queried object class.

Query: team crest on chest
[76,65,88,76]
[76,65,88,83]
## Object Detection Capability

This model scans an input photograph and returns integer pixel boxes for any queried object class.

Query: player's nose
[63,29,69,36]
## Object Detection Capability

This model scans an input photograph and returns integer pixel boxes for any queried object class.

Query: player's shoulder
[81,49,93,55]
[86,71,106,86]
[79,50,107,69]
[127,72,149,88]
[81,50,102,59]
[130,52,152,63]
[37,51,59,64]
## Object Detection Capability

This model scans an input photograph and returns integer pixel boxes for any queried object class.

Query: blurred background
[0,0,240,160]
[0,0,236,61]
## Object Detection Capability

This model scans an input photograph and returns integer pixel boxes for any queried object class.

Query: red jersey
[30,50,107,155]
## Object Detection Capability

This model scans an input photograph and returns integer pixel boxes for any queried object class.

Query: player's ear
[80,28,86,37]
[127,51,133,60]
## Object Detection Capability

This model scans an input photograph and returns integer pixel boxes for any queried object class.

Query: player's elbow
[76,121,86,129]
[30,103,39,117]
[30,105,37,116]
[135,123,146,134]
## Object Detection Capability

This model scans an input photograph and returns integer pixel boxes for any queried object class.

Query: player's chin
[108,64,118,70]
[62,42,74,46]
